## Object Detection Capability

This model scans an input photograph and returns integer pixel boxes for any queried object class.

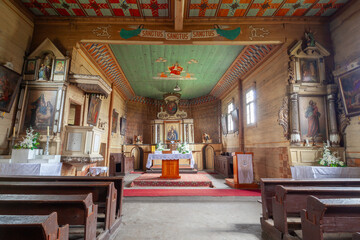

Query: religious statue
[202,133,212,143]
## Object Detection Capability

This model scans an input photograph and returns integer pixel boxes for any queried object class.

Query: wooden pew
[0,181,116,231]
[0,193,97,240]
[272,186,360,236]
[0,212,69,240]
[301,196,360,240]
[353,232,360,240]
[260,178,360,220]
[0,175,124,219]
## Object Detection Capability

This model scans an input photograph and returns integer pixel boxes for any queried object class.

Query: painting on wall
[338,67,360,117]
[300,58,319,83]
[120,117,126,136]
[299,96,327,143]
[164,121,180,142]
[231,109,239,132]
[0,65,21,112]
[25,59,36,74]
[54,60,65,75]
[22,88,57,132]
[112,109,119,133]
[221,115,227,135]
[87,95,102,126]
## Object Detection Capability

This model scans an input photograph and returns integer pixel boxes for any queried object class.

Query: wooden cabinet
[214,155,233,178]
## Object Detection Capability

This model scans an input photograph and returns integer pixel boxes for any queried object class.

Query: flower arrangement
[156,142,164,151]
[318,143,345,167]
[177,142,190,154]
[13,127,40,150]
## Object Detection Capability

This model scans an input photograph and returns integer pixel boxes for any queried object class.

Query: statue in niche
[39,53,53,80]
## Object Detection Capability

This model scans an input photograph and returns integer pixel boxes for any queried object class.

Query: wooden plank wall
[330,1,360,166]
[0,0,33,154]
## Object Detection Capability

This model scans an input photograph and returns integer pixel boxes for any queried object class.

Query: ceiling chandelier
[173,83,181,92]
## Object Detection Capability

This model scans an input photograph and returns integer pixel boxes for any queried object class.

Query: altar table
[0,163,62,176]
[291,166,360,179]
[146,153,195,169]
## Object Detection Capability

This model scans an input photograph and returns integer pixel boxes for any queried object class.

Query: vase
[11,149,37,163]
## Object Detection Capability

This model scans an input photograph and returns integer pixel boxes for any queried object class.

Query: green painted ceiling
[110,45,245,99]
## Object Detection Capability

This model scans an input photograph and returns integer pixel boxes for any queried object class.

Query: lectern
[160,159,181,179]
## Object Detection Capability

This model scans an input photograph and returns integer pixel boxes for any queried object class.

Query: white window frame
[227,101,234,133]
[246,88,256,126]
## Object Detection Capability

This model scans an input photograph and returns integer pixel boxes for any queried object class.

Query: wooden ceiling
[20,0,350,18]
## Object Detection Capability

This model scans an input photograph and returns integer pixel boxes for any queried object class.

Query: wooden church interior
[1,0,360,239]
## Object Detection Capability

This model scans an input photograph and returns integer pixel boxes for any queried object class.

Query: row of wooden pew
[260,178,360,240]
[0,175,124,240]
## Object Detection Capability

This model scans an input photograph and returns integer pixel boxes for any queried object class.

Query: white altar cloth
[291,166,360,179]
[146,153,194,168]
[0,163,62,176]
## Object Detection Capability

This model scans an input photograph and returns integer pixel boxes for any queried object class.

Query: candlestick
[44,135,49,155]
[47,126,49,136]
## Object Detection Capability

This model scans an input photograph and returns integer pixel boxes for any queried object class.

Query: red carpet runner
[130,173,214,188]
[124,189,261,197]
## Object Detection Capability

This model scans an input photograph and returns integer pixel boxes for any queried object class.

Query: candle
[13,127,15,137]
[47,126,49,136]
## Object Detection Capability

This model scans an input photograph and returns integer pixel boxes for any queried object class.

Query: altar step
[146,165,198,174]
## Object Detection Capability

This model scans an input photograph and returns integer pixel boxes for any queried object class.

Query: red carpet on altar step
[124,189,261,197]
[130,173,213,188]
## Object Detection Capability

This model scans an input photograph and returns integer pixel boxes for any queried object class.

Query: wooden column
[238,79,245,152]
[105,84,114,172]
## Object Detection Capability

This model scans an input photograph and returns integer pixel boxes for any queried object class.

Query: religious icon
[0,66,21,112]
[112,109,118,133]
[300,59,319,82]
[87,95,102,126]
[23,89,57,132]
[165,101,178,115]
[305,100,321,138]
[167,126,178,141]
[38,53,53,80]
[25,60,36,74]
[339,67,360,116]
[54,60,65,74]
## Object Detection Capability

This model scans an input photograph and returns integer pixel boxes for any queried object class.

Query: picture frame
[54,59,66,75]
[112,109,119,133]
[165,100,178,115]
[25,59,36,74]
[338,67,360,117]
[231,108,239,132]
[300,58,319,83]
[164,121,180,142]
[298,96,328,143]
[87,95,102,126]
[22,87,58,133]
[120,117,126,136]
[0,65,21,112]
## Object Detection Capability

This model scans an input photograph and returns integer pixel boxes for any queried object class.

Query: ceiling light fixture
[174,83,181,92]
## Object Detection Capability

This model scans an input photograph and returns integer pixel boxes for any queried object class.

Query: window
[227,101,234,132]
[246,89,256,125]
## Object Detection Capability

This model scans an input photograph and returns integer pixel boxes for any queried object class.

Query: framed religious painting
[221,115,227,135]
[300,58,319,83]
[25,59,36,74]
[338,67,360,117]
[164,121,180,142]
[165,101,178,115]
[112,109,119,134]
[0,65,21,112]
[120,117,126,136]
[298,96,328,143]
[231,108,239,132]
[22,88,58,133]
[87,95,102,126]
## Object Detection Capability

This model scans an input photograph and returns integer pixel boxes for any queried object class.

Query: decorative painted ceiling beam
[81,42,135,99]
[210,44,276,98]
[175,0,185,31]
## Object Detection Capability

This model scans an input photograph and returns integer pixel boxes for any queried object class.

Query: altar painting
[164,121,180,141]
[87,95,101,126]
[299,96,327,143]
[23,89,57,132]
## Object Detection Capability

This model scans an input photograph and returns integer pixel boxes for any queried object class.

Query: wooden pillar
[105,84,114,172]
[238,79,245,152]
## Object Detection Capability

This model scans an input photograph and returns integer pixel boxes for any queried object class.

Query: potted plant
[318,143,345,167]
[12,127,41,163]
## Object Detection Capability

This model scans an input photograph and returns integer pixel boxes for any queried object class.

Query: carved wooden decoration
[278,96,289,139]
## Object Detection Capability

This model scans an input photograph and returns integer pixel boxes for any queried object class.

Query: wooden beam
[174,0,185,31]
